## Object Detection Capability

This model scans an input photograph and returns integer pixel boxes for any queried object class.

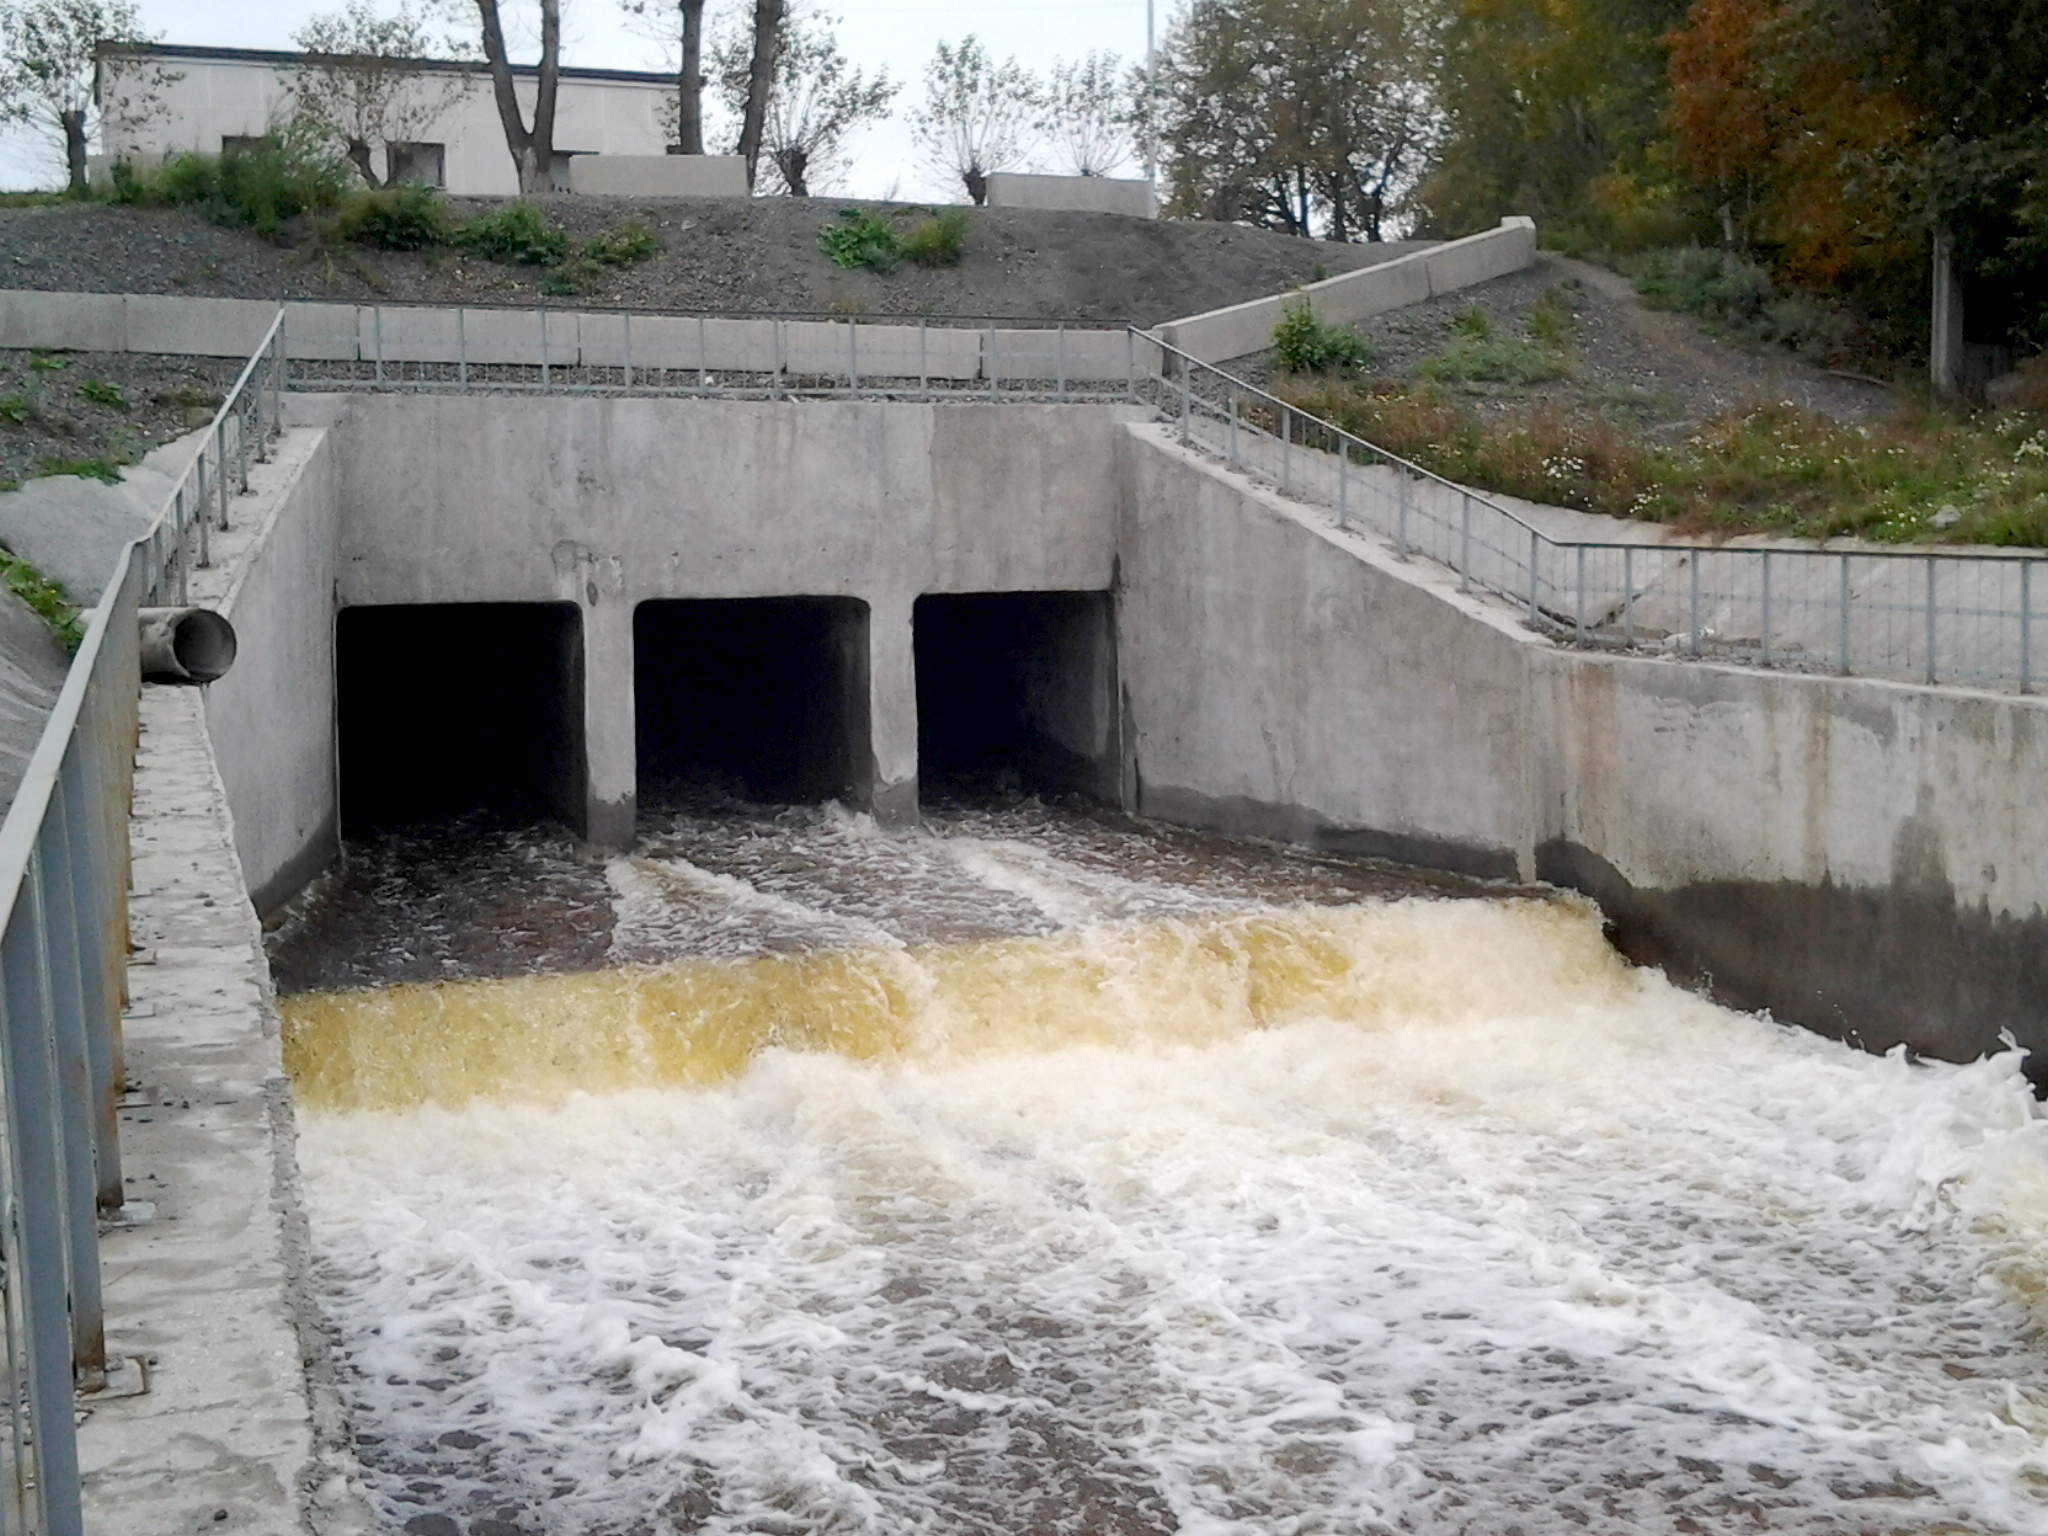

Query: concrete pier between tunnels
[337,603,586,836]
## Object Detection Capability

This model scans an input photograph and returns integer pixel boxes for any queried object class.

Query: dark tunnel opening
[914,591,1118,802]
[635,597,872,805]
[337,603,586,837]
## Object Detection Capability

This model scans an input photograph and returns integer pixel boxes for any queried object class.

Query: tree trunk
[346,138,384,188]
[677,0,707,154]
[475,0,562,194]
[776,146,808,197]
[61,109,87,196]
[735,0,783,190]
[964,167,987,206]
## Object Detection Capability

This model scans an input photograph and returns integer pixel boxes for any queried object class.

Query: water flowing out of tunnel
[272,800,2048,1536]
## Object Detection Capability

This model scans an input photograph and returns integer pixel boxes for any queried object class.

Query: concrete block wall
[567,154,748,198]
[1154,218,1537,364]
[986,172,1156,218]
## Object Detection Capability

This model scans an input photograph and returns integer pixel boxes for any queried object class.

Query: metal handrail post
[3,858,88,1536]
[989,324,999,401]
[699,316,710,391]
[539,306,550,391]
[921,321,930,400]
[41,773,104,1390]
[457,308,468,391]
[1622,545,1634,646]
[1396,465,1408,557]
[1459,493,1471,592]
[1281,406,1292,492]
[622,311,632,390]
[774,319,785,399]
[1574,544,1586,643]
[1760,550,1772,666]
[1526,528,1538,620]
[194,454,211,570]
[1925,555,1938,685]
[1690,556,1702,657]
[373,305,384,386]
[1337,439,1348,528]
[1124,328,1135,404]
[1057,324,1067,402]
[1228,387,1238,466]
[2022,560,2034,695]
[847,320,858,392]
[1178,353,1190,443]
[1839,553,1851,674]
[215,420,230,530]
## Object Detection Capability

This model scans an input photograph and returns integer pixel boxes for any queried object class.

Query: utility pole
[1143,0,1156,189]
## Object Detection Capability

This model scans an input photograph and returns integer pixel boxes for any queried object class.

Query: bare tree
[911,35,1039,205]
[732,0,781,187]
[711,8,892,195]
[0,0,170,192]
[1039,51,1136,177]
[291,1,473,187]
[621,0,710,153]
[468,0,560,194]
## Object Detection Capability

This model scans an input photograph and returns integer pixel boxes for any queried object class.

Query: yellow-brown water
[277,799,2048,1536]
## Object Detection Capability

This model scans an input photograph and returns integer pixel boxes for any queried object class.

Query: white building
[95,43,679,196]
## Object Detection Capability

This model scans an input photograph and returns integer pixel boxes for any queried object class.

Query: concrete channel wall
[185,401,2048,1070]
[1118,424,2048,1072]
[202,415,343,912]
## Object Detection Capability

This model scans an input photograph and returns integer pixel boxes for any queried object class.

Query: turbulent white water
[291,812,2048,1536]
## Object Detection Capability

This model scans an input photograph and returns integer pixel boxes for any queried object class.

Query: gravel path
[0,199,1429,328]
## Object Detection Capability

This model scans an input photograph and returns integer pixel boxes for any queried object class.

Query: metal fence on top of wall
[1137,336,2046,697]
[0,310,285,1536]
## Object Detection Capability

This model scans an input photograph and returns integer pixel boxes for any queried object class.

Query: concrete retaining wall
[203,424,342,914]
[568,154,748,197]
[1154,217,1537,364]
[986,172,1155,218]
[1118,422,2048,1074]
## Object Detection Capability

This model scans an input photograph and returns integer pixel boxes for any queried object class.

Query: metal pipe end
[139,607,237,685]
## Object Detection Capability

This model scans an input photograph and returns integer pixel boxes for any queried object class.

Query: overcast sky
[0,0,1162,197]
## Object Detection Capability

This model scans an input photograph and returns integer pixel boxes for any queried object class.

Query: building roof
[93,40,673,89]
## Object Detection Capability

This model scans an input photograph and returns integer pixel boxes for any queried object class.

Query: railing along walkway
[1138,337,2045,696]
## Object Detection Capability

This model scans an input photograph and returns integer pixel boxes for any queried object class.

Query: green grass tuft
[901,208,970,268]
[0,547,81,651]
[819,209,902,273]
[335,183,449,251]
[453,201,568,266]
[37,455,125,485]
[78,380,128,410]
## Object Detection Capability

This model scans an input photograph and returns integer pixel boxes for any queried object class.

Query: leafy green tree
[911,35,1040,205]
[1159,0,1441,240]
[710,9,894,195]
[291,0,475,187]
[0,0,170,192]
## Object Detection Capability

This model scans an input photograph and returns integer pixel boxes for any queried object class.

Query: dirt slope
[0,197,1429,327]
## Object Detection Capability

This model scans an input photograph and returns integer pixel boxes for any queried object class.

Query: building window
[386,141,446,188]
[220,134,266,156]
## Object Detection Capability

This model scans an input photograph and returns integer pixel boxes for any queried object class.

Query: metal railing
[1135,335,2046,695]
[0,309,286,1535]
[148,311,289,605]
[285,304,1138,402]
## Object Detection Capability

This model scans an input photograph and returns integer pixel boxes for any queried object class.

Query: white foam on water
[298,896,2048,1536]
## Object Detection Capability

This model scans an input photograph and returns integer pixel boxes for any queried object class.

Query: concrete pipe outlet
[140,607,238,685]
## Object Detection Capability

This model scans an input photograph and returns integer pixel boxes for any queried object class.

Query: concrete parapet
[280,302,360,362]
[568,153,748,198]
[986,328,1133,383]
[0,288,124,352]
[985,172,1155,218]
[124,294,276,357]
[357,303,461,365]
[1155,217,1536,365]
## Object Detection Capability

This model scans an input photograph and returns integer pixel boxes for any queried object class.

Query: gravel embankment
[0,350,239,490]
[0,198,1430,327]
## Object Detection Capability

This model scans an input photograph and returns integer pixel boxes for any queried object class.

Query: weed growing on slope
[901,208,970,267]
[78,380,128,410]
[1276,379,2048,546]
[819,209,903,273]
[334,183,449,251]
[36,455,124,485]
[1271,298,1375,376]
[0,546,81,651]
[453,200,568,266]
